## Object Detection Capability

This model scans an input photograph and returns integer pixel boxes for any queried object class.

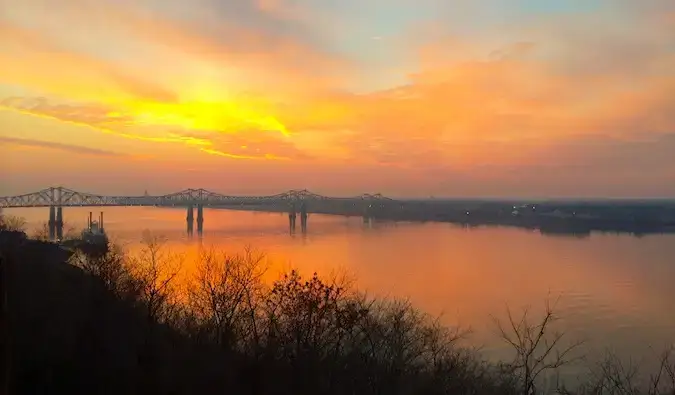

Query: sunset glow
[1,0,674,197]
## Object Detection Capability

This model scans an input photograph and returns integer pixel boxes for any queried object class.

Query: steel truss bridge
[0,187,395,208]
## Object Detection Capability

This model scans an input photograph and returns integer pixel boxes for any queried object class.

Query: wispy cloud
[0,96,300,160]
[0,22,178,104]
[0,136,129,157]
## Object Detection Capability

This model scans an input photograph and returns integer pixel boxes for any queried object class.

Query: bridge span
[0,187,396,240]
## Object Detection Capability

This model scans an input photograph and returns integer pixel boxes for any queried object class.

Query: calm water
[8,206,675,371]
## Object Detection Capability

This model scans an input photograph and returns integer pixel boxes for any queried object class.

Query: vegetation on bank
[0,213,674,395]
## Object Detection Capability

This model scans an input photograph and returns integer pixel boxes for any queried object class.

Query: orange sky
[1,0,674,198]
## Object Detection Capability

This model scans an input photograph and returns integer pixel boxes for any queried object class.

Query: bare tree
[188,246,268,350]
[649,347,675,395]
[129,232,183,325]
[69,243,138,299]
[0,215,26,232]
[31,222,50,241]
[570,347,675,395]
[31,221,79,241]
[61,222,79,241]
[494,297,585,395]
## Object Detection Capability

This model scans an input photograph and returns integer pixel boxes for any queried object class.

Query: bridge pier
[46,205,64,241]
[363,203,372,219]
[55,206,63,240]
[187,205,194,237]
[300,202,308,233]
[48,206,56,241]
[196,204,204,235]
[363,203,375,228]
[289,203,297,234]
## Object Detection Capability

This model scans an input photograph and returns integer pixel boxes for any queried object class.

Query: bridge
[0,187,396,240]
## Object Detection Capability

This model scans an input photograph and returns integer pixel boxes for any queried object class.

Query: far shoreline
[196,200,675,238]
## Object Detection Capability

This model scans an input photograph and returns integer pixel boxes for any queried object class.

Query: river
[7,206,675,378]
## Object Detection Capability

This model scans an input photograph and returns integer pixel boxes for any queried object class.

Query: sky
[0,0,674,198]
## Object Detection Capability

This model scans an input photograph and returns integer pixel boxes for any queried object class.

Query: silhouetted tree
[69,243,139,300]
[561,347,675,395]
[494,297,585,395]
[31,220,79,241]
[0,215,26,233]
[187,246,267,351]
[130,232,182,325]
[31,222,50,241]
[126,232,182,394]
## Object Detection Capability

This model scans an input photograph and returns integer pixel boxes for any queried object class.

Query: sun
[117,98,290,137]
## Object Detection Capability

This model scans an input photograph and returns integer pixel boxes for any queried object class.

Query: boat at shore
[81,211,108,246]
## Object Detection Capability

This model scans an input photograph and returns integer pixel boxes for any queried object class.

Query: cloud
[293,8,675,171]
[0,22,178,103]
[1,0,675,196]
[0,96,305,161]
[1,0,350,96]
[0,136,129,157]
[176,129,309,160]
[0,97,128,125]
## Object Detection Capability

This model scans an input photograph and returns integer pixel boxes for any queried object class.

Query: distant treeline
[0,215,674,395]
[209,199,675,236]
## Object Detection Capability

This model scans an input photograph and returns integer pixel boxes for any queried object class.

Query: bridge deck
[0,187,393,208]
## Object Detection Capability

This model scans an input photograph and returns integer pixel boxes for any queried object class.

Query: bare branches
[649,346,675,395]
[30,222,50,241]
[570,347,675,395]
[494,296,585,395]
[30,220,79,241]
[61,222,79,241]
[187,246,268,350]
[130,232,183,325]
[69,243,137,298]
[0,215,26,233]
